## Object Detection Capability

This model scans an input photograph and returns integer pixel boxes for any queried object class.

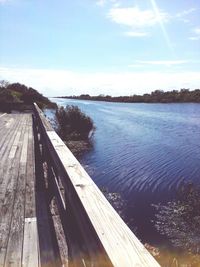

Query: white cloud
[175,8,197,24]
[189,36,200,41]
[132,60,188,67]
[189,27,200,41]
[96,0,106,7]
[108,6,169,28]
[107,5,170,39]
[96,0,120,7]
[194,28,200,34]
[0,66,199,97]
[176,8,197,18]
[124,31,149,37]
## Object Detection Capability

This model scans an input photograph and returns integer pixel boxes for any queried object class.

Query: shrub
[0,81,57,108]
[0,88,14,103]
[55,105,94,141]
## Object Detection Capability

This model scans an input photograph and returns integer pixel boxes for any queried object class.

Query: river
[48,98,200,247]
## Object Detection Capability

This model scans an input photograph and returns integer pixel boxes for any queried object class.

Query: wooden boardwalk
[0,107,161,267]
[0,113,39,267]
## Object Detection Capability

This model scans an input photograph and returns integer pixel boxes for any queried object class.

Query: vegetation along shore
[58,88,200,103]
[0,80,57,109]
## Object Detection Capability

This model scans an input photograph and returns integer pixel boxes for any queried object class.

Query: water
[49,98,200,246]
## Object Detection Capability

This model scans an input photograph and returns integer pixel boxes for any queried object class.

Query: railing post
[33,113,63,267]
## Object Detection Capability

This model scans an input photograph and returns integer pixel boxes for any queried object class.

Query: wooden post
[33,114,62,267]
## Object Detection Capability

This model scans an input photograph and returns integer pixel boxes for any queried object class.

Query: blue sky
[0,0,200,96]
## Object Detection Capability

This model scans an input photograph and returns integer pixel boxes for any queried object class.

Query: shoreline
[65,139,92,157]
[54,96,200,104]
[52,88,200,104]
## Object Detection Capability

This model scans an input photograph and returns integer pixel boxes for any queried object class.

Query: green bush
[0,88,14,103]
[0,80,57,108]
[55,105,94,141]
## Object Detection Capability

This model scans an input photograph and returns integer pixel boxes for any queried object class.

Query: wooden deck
[0,113,39,267]
[0,106,161,267]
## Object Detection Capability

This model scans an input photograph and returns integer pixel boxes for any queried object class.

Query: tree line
[60,89,200,103]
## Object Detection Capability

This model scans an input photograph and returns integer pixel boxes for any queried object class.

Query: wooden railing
[33,103,161,267]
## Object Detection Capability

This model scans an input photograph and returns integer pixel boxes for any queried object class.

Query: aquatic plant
[153,182,200,254]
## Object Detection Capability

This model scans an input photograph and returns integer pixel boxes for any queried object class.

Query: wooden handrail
[33,103,161,267]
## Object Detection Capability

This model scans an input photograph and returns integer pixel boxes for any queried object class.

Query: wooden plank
[0,115,28,267]
[0,114,10,128]
[25,117,36,218]
[5,118,14,129]
[0,115,26,198]
[36,192,60,267]
[46,130,161,267]
[0,114,6,118]
[4,116,29,267]
[0,116,23,203]
[0,115,25,187]
[0,115,19,156]
[23,116,39,267]
[0,248,6,267]
[0,114,39,267]
[22,218,39,267]
[50,213,68,267]
[8,130,22,159]
[0,114,9,131]
[0,115,27,255]
[0,114,24,157]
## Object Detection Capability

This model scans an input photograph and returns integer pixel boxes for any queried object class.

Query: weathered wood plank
[0,114,11,127]
[0,115,19,158]
[0,115,25,193]
[0,114,27,158]
[36,192,60,267]
[22,116,39,267]
[25,118,36,218]
[5,118,14,129]
[0,114,9,131]
[4,116,29,267]
[22,218,39,267]
[0,115,25,199]
[0,115,28,267]
[0,114,6,118]
[8,130,22,159]
[0,114,39,267]
[0,248,6,267]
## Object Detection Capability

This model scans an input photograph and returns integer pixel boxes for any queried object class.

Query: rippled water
[50,98,200,245]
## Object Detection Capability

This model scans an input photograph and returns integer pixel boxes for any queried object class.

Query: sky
[0,0,200,96]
